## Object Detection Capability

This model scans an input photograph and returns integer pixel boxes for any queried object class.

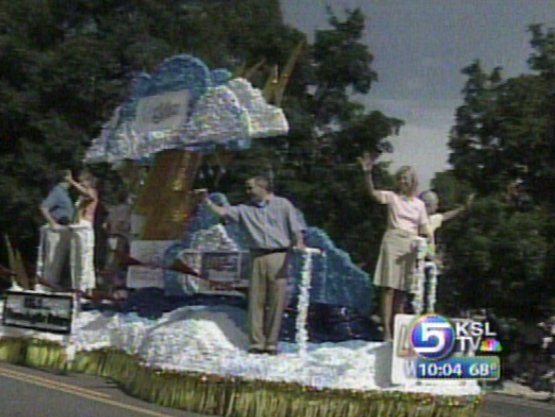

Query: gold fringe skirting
[0,337,483,417]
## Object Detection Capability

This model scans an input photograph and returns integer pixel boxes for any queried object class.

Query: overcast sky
[280,0,555,188]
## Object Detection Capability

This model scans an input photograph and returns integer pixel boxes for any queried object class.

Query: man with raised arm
[197,176,305,355]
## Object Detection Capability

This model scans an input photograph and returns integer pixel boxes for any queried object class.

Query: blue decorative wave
[163,193,373,315]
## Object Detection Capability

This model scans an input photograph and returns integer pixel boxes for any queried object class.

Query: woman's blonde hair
[395,166,419,196]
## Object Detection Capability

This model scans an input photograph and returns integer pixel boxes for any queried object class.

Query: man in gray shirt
[37,170,74,290]
[40,170,74,227]
[198,176,305,354]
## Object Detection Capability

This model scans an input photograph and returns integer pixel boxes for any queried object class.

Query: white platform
[0,301,480,396]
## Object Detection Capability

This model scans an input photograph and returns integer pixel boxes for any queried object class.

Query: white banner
[2,291,74,334]
[175,250,248,296]
[391,314,476,389]
[127,240,177,289]
[391,314,418,385]
[201,252,243,283]
[133,90,191,133]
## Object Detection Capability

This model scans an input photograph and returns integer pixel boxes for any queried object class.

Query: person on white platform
[37,169,75,289]
[67,170,98,294]
[196,177,305,355]
[359,152,434,341]
[418,190,474,242]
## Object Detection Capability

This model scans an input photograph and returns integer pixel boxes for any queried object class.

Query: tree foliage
[437,25,555,319]
[0,0,298,257]
[0,2,400,280]
[449,25,555,205]
[215,8,402,267]
[436,195,550,318]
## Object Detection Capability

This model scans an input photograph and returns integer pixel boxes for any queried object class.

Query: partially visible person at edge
[419,190,474,242]
[37,169,75,289]
[103,191,134,298]
[67,170,98,295]
[358,152,433,341]
[196,176,305,355]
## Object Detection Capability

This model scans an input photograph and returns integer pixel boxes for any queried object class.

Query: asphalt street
[1,362,554,417]
[0,362,205,417]
[477,392,555,417]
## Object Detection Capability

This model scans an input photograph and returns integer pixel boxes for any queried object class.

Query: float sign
[2,291,74,334]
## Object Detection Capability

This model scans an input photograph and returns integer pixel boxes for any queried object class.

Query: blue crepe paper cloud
[162,193,373,315]
[85,55,288,163]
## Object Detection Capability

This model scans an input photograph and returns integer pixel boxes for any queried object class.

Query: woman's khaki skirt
[373,228,417,291]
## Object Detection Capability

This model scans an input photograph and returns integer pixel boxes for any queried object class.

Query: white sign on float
[175,250,248,296]
[392,314,418,385]
[132,90,191,134]
[201,252,243,283]
[127,240,177,289]
[391,314,476,388]
[2,291,74,334]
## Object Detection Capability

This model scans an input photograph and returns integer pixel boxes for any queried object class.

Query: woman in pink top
[66,170,98,293]
[359,153,433,341]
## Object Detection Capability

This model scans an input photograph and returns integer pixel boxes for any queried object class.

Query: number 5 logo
[411,315,455,359]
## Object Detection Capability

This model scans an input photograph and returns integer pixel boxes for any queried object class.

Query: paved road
[0,363,206,417]
[478,393,555,417]
[2,362,554,417]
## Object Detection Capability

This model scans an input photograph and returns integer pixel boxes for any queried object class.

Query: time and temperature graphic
[408,314,502,380]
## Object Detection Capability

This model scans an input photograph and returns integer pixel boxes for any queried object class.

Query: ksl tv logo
[409,314,502,360]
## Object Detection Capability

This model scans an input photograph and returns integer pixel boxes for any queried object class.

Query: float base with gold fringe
[0,337,482,417]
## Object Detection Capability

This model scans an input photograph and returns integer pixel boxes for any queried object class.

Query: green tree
[436,25,555,319]
[0,1,402,286]
[0,0,298,261]
[449,25,555,206]
[437,195,550,319]
[216,9,402,268]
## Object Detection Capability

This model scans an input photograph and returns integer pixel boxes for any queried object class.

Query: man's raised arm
[194,189,228,217]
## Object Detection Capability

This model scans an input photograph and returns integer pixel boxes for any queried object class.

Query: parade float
[0,54,482,417]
